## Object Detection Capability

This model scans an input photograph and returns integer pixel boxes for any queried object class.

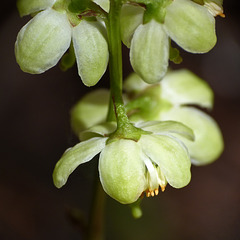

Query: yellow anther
[154,189,159,196]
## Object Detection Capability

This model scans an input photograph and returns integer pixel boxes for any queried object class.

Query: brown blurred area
[0,1,240,240]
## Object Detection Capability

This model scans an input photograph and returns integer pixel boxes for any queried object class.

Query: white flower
[121,0,217,83]
[15,0,109,86]
[53,120,193,204]
[124,69,224,165]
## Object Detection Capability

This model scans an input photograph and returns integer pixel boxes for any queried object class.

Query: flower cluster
[123,69,224,165]
[71,69,224,166]
[15,0,223,86]
[120,0,222,83]
[15,0,109,86]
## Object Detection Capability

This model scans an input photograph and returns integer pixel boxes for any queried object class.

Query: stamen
[160,185,166,192]
[154,189,159,196]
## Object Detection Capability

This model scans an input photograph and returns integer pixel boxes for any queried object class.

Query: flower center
[143,157,167,197]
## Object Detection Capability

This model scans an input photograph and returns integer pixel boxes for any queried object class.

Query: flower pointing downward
[15,0,109,86]
[53,120,194,204]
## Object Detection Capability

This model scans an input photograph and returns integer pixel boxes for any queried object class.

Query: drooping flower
[123,69,224,165]
[15,0,109,86]
[121,0,219,83]
[53,120,194,204]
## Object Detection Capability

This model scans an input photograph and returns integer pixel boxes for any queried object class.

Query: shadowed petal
[53,137,107,188]
[17,0,55,16]
[161,107,224,165]
[70,89,110,135]
[140,134,191,188]
[161,69,214,109]
[120,4,144,48]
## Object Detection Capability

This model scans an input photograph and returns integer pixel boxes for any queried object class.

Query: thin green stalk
[106,0,130,127]
[86,166,106,240]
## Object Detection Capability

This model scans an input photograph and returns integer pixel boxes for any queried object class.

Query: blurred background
[0,1,240,239]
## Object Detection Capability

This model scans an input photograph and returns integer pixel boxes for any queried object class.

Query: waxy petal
[93,0,110,12]
[161,107,224,165]
[53,137,107,188]
[80,122,117,141]
[130,20,169,84]
[123,72,150,93]
[165,0,216,53]
[99,139,146,204]
[161,69,214,109]
[72,20,109,86]
[137,120,195,141]
[15,8,71,74]
[120,4,144,48]
[140,134,191,188]
[17,0,55,16]
[71,89,110,135]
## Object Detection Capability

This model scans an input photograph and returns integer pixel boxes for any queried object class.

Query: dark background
[1,1,240,239]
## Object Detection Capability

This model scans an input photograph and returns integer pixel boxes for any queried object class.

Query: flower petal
[123,72,150,93]
[80,122,117,141]
[161,107,224,165]
[161,69,214,109]
[72,20,109,86]
[140,134,191,188]
[120,4,144,48]
[139,120,195,141]
[130,20,169,84]
[93,0,110,12]
[53,137,107,188]
[15,8,71,74]
[164,0,216,53]
[99,139,146,204]
[17,0,55,16]
[70,89,110,135]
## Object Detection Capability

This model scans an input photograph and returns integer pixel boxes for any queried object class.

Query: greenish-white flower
[121,0,218,83]
[15,0,109,86]
[53,120,193,204]
[124,69,224,165]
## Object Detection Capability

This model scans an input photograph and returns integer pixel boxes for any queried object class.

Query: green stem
[106,0,130,127]
[87,168,106,240]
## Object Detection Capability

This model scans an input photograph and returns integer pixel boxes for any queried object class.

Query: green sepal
[60,41,76,71]
[68,0,91,12]
[169,45,182,64]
